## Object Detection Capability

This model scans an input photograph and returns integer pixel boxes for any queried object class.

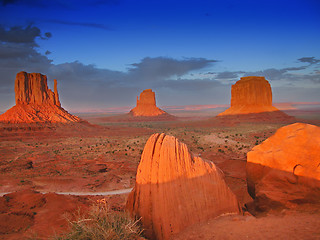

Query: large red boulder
[247,123,320,210]
[127,133,240,240]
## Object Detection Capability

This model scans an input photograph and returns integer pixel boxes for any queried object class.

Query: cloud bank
[0,24,319,112]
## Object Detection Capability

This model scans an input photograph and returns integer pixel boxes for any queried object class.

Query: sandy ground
[173,211,320,240]
[0,112,319,239]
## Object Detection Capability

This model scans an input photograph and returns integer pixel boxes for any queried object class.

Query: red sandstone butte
[129,89,166,116]
[247,123,320,210]
[218,76,279,116]
[0,71,80,123]
[127,133,240,240]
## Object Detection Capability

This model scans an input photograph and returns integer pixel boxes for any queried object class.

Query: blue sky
[0,0,319,111]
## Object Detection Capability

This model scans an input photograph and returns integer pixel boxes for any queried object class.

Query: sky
[0,0,319,112]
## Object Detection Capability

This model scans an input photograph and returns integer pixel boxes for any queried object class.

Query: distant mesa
[247,123,320,210]
[216,76,294,123]
[218,76,279,115]
[127,133,240,240]
[129,89,167,117]
[0,71,81,123]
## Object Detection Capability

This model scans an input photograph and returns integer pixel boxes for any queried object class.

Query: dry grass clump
[56,199,143,240]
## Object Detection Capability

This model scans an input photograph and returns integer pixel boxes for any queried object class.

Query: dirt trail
[0,188,133,197]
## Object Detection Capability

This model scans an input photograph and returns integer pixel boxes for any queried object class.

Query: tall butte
[0,71,80,123]
[127,133,240,240]
[218,76,279,115]
[129,89,167,117]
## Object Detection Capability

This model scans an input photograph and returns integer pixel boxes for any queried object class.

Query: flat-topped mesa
[15,72,60,106]
[127,133,240,240]
[0,71,80,123]
[136,89,156,107]
[218,76,279,115]
[129,89,166,116]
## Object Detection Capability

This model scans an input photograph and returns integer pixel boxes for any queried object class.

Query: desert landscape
[0,72,319,240]
[1,1,319,239]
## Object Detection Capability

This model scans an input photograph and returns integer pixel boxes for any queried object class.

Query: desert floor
[0,109,320,239]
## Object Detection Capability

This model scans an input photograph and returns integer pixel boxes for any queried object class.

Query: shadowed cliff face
[130,89,166,117]
[0,71,80,123]
[127,133,240,240]
[247,123,320,211]
[219,76,279,116]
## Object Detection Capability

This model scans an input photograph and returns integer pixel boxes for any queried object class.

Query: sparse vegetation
[56,199,143,240]
[0,119,297,239]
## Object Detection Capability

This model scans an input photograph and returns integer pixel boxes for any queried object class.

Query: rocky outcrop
[0,72,80,123]
[54,79,61,107]
[127,133,240,240]
[129,89,166,117]
[15,72,60,106]
[247,123,320,210]
[218,76,279,115]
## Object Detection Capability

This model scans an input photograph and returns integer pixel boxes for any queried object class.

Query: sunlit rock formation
[129,89,166,117]
[0,71,80,123]
[127,133,240,240]
[247,123,320,210]
[218,76,279,115]
[15,72,60,106]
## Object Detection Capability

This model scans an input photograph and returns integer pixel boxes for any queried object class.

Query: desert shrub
[56,199,143,240]
[197,146,204,151]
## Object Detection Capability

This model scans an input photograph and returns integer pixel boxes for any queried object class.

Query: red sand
[0,113,319,239]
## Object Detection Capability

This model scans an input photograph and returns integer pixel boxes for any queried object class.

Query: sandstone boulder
[129,89,166,117]
[218,76,279,115]
[247,123,320,210]
[127,133,240,240]
[0,71,80,123]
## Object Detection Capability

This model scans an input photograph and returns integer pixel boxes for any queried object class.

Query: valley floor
[0,113,319,239]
